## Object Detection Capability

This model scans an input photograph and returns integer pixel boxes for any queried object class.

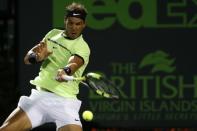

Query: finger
[60,75,68,82]
[35,43,42,51]
[44,39,47,43]
[44,39,47,44]
[39,42,45,48]
[40,41,47,47]
[37,46,42,53]
[55,76,61,81]
[36,53,41,61]
[33,44,40,51]
[57,70,66,78]
[38,43,46,52]
[47,51,53,56]
[56,70,63,77]
[55,75,66,82]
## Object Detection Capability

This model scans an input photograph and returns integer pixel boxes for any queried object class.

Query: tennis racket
[62,72,120,99]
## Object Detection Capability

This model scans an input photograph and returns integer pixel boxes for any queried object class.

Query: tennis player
[0,2,90,131]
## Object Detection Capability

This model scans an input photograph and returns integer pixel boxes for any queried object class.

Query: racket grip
[62,75,74,81]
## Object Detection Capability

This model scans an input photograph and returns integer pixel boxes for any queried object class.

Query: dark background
[0,0,197,130]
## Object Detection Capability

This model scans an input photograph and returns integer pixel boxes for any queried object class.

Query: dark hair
[65,2,88,21]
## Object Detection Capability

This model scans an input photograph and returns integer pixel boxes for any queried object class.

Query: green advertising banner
[18,0,197,128]
[53,0,197,29]
[85,51,197,127]
[52,0,197,127]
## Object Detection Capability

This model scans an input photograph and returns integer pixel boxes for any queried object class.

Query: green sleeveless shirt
[30,29,90,98]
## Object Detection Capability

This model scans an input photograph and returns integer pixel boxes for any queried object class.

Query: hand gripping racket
[62,72,120,99]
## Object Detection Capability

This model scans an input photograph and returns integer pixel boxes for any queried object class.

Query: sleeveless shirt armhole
[72,54,85,64]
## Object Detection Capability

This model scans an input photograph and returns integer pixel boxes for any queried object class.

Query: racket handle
[62,75,74,81]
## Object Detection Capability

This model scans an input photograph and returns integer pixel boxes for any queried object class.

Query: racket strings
[87,76,119,98]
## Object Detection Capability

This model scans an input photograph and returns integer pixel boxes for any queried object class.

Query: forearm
[56,55,84,82]
[64,55,84,75]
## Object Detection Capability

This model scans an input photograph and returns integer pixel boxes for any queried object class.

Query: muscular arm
[66,55,84,75]
[56,55,84,81]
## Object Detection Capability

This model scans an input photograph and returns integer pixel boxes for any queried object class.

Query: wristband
[63,66,71,75]
[28,52,37,64]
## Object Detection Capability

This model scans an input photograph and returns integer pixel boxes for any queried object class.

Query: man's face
[64,17,86,39]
